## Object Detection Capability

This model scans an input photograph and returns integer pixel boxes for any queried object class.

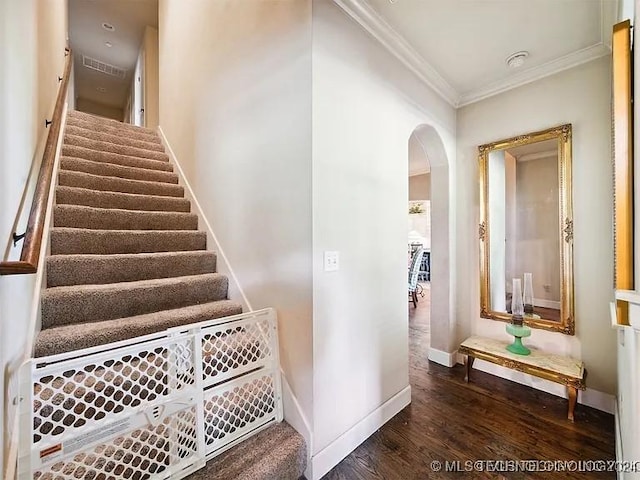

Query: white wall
[158,0,314,444]
[312,1,455,474]
[0,0,68,474]
[488,150,506,311]
[457,56,616,396]
[76,97,123,121]
[132,50,144,126]
[617,0,639,473]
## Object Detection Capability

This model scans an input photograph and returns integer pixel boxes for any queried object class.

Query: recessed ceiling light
[96,87,107,93]
[101,22,115,32]
[506,51,529,68]
[105,41,113,48]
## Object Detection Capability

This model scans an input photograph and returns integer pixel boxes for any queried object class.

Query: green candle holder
[506,323,532,355]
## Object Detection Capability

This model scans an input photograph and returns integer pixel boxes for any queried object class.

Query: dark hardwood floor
[323,283,615,479]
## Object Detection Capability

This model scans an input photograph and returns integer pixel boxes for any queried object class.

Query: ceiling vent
[82,55,127,79]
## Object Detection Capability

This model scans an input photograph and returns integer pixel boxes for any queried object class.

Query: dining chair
[408,247,424,308]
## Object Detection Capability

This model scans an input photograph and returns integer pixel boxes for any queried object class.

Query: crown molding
[459,0,616,106]
[332,0,459,106]
[333,0,616,109]
[457,43,611,107]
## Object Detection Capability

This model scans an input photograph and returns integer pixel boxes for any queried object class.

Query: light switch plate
[324,251,339,272]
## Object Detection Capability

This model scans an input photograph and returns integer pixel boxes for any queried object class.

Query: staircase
[31,110,306,479]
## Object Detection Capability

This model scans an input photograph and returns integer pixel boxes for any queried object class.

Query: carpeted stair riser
[38,110,307,478]
[63,144,172,171]
[68,110,157,136]
[65,125,165,152]
[56,186,191,213]
[60,155,175,185]
[47,251,217,287]
[41,273,229,328]
[61,157,178,184]
[66,116,161,144]
[64,135,170,162]
[185,422,306,480]
[50,228,207,255]
[58,170,184,197]
[35,300,242,357]
[54,205,198,230]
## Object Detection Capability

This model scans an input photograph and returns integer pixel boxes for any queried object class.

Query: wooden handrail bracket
[0,49,72,275]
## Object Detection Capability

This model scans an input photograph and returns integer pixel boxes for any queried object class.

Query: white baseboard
[157,126,252,313]
[615,400,623,467]
[533,298,561,310]
[428,347,458,367]
[158,125,317,471]
[472,360,616,414]
[310,386,411,480]
[580,388,616,414]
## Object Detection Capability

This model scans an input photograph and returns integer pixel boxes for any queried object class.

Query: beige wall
[76,97,123,121]
[0,0,68,474]
[158,0,313,442]
[514,155,561,304]
[457,56,615,396]
[409,173,431,201]
[142,25,159,129]
[312,1,456,471]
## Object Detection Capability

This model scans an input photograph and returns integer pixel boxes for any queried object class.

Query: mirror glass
[479,125,574,334]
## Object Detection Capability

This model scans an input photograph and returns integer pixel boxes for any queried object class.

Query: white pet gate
[17,308,282,480]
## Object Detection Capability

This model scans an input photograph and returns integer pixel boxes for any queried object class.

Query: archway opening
[408,134,432,342]
[408,124,452,366]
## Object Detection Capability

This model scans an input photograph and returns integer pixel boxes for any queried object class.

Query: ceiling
[69,0,158,109]
[409,133,430,176]
[336,0,618,106]
[506,138,557,161]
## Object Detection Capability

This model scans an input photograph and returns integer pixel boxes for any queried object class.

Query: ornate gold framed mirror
[612,20,633,326]
[478,124,575,335]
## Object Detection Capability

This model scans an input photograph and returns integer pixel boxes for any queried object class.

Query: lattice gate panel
[18,308,282,480]
[31,402,200,480]
[203,370,279,455]
[201,315,275,387]
[19,333,205,480]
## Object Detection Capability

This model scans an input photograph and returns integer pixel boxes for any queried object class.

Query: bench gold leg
[465,356,475,383]
[567,386,577,422]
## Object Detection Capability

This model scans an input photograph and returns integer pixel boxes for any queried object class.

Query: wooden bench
[459,336,586,421]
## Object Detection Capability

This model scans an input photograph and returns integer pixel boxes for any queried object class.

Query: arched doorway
[408,125,454,366]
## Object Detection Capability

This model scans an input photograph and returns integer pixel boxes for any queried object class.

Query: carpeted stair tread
[34,300,243,357]
[65,124,165,152]
[63,144,172,171]
[41,273,229,328]
[64,135,169,162]
[54,204,198,230]
[60,157,178,184]
[56,186,191,212]
[68,110,157,136]
[34,110,306,476]
[185,422,306,480]
[47,251,216,287]
[66,115,161,144]
[58,170,184,197]
[50,228,207,254]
